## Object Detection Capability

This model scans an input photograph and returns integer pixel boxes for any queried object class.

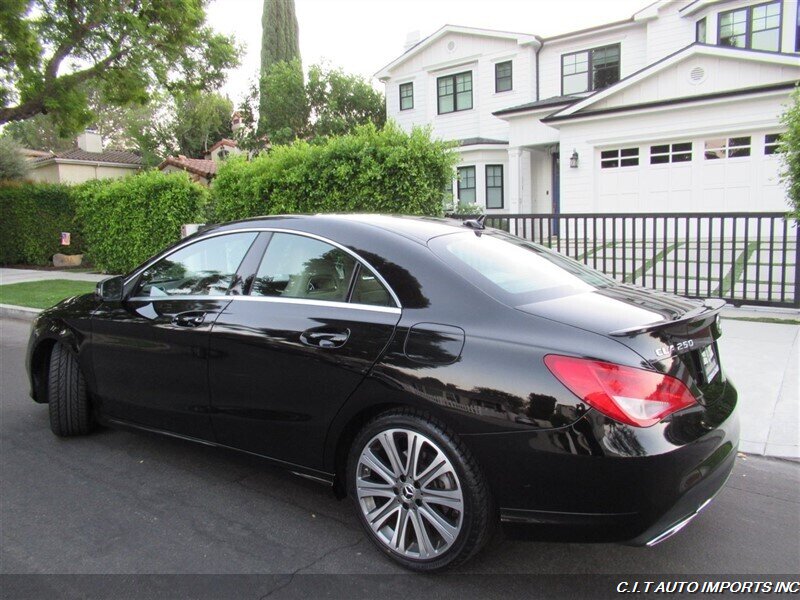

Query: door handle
[172,311,206,327]
[300,328,350,349]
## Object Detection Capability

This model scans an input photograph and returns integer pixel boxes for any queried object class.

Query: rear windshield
[429,231,615,306]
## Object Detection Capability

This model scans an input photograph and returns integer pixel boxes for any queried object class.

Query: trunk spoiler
[609,299,726,337]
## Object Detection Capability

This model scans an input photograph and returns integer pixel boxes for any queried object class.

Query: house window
[438,71,473,114]
[719,1,781,52]
[650,142,693,164]
[561,44,620,95]
[399,82,414,111]
[457,166,476,203]
[704,137,752,159]
[486,165,504,209]
[601,148,639,169]
[696,17,707,43]
[764,133,781,155]
[495,61,512,93]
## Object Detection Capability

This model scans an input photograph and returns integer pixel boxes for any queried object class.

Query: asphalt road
[1,317,798,599]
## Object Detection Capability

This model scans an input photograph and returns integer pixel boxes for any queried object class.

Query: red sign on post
[61,232,70,246]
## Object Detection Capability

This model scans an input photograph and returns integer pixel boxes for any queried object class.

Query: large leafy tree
[0,0,239,136]
[258,0,304,138]
[172,92,234,157]
[306,64,385,138]
[259,59,308,144]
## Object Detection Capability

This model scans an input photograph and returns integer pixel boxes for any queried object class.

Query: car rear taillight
[544,355,697,427]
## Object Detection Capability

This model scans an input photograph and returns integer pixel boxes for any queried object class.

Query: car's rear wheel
[347,409,494,571]
[47,343,92,437]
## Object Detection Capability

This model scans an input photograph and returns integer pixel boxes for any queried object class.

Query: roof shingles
[33,148,143,166]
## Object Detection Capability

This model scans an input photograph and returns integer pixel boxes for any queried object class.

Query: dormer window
[719,1,781,52]
[561,44,620,96]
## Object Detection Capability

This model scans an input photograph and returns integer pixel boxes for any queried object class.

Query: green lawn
[0,280,97,309]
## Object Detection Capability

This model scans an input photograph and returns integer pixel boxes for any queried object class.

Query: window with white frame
[485,165,504,209]
[764,133,781,155]
[601,148,639,169]
[457,166,476,203]
[650,142,692,164]
[561,44,620,95]
[704,137,752,159]
[399,82,413,111]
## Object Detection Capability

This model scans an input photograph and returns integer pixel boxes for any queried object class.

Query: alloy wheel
[355,428,464,560]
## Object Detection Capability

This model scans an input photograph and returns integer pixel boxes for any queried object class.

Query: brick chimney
[76,129,103,153]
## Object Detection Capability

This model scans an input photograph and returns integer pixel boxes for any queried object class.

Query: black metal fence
[453,212,799,308]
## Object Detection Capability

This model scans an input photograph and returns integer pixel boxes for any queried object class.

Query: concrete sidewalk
[717,318,799,458]
[0,267,109,285]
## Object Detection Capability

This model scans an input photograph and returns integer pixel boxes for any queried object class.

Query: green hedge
[211,123,457,222]
[74,170,207,273]
[0,182,83,265]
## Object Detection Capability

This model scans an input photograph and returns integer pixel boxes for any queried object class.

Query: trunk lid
[518,284,726,405]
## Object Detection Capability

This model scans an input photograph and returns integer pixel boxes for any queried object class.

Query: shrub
[0,182,82,265]
[211,123,457,222]
[74,170,207,273]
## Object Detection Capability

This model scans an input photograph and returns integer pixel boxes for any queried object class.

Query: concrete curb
[0,304,41,322]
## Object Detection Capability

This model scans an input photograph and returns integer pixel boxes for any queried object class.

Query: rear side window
[429,232,612,305]
[135,232,257,297]
[350,267,394,307]
[251,233,356,302]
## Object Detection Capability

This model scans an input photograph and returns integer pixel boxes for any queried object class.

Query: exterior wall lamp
[569,149,579,169]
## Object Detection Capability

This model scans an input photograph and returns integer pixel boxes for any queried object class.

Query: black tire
[347,408,495,572]
[47,343,92,437]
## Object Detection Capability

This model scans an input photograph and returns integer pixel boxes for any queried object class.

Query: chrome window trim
[123,226,402,309]
[231,295,401,314]
[124,294,402,314]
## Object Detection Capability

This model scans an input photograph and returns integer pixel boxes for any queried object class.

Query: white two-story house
[375,0,800,215]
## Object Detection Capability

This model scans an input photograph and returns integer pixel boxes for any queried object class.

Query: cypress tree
[258,0,303,137]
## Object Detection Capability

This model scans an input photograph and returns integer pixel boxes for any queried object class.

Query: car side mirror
[96,275,125,302]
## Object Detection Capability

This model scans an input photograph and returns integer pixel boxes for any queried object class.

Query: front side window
[650,142,692,164]
[696,17,707,43]
[486,165,504,209]
[704,137,752,159]
[399,82,414,110]
[764,133,781,155]
[601,147,639,169]
[251,233,356,302]
[495,61,512,92]
[438,71,473,114]
[457,166,476,203]
[561,44,620,95]
[719,2,781,51]
[135,232,258,297]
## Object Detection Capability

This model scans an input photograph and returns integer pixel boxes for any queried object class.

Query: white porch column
[507,146,532,215]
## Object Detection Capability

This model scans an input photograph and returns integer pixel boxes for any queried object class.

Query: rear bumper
[463,384,739,544]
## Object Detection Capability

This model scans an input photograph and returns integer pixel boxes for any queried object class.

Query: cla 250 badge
[655,339,694,358]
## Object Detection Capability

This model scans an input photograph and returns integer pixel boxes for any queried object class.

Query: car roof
[220,213,469,243]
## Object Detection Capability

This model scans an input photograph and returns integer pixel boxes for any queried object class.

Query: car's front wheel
[348,409,494,571]
[47,343,92,437]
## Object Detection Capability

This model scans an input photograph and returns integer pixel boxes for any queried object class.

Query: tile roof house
[26,130,142,184]
[157,139,243,186]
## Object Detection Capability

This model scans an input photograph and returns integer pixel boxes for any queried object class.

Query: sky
[206,0,649,103]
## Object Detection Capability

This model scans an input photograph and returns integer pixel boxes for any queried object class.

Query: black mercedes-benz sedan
[26,214,738,571]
